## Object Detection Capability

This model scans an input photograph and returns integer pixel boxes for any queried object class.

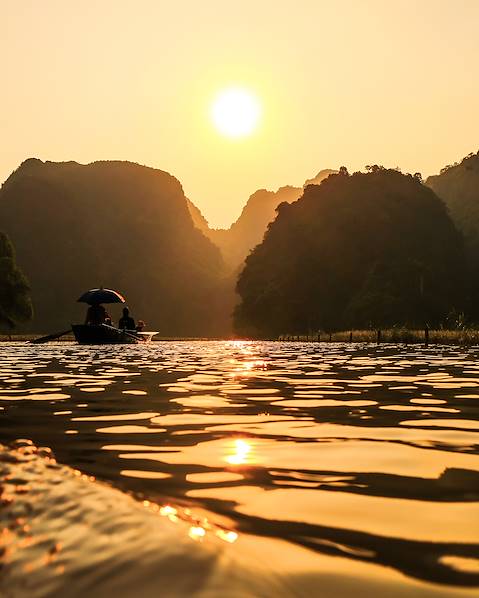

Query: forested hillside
[427,151,479,318]
[427,152,479,249]
[0,232,32,330]
[235,168,465,337]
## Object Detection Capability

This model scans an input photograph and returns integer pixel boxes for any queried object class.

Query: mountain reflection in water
[1,341,479,592]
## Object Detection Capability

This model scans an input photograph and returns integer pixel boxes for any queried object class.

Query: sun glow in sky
[211,88,261,138]
[2,1,479,227]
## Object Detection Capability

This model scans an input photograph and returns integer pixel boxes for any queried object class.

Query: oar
[30,329,72,344]
[101,323,143,342]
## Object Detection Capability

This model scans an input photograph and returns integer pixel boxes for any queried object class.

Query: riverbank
[279,329,479,345]
[3,329,479,344]
[0,335,229,342]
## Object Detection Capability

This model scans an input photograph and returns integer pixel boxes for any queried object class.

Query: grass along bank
[278,329,479,345]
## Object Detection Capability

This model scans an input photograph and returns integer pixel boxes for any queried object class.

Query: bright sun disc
[211,87,261,138]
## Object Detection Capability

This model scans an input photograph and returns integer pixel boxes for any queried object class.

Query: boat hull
[72,324,152,345]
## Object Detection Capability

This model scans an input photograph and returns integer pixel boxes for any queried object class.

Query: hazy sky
[2,1,479,227]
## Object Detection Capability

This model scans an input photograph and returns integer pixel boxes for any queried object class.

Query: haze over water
[1,341,479,595]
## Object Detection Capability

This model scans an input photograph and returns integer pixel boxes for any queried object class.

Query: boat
[73,287,157,345]
[72,324,157,345]
[30,287,158,345]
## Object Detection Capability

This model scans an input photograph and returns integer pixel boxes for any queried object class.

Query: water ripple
[1,340,479,589]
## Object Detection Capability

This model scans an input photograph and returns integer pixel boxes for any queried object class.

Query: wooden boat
[72,324,157,345]
[30,288,158,345]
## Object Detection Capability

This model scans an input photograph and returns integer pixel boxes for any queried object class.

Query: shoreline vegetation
[278,328,479,345]
[4,329,479,344]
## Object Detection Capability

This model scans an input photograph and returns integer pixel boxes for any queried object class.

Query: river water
[1,341,479,596]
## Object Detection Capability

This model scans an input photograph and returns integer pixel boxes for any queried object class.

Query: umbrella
[77,288,126,305]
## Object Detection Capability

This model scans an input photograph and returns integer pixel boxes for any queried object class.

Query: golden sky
[2,0,479,227]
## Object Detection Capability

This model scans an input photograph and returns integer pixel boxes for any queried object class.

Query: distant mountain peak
[190,169,337,271]
[303,169,338,187]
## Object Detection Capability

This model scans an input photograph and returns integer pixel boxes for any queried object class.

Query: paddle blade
[30,329,71,344]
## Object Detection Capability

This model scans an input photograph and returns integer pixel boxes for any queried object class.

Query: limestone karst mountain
[186,198,211,235]
[0,159,230,335]
[427,151,479,318]
[303,169,338,188]
[236,169,465,337]
[427,151,479,253]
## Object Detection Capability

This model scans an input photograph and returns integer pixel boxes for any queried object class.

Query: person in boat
[85,303,107,326]
[119,307,135,331]
[136,319,145,332]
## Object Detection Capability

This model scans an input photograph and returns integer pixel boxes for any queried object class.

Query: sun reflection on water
[216,529,238,543]
[188,526,206,541]
[225,438,253,465]
[159,505,178,522]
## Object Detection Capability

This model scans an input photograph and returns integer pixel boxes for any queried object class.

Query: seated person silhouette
[85,303,107,326]
[119,307,135,330]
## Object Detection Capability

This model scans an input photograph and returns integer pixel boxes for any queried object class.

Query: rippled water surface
[1,341,479,592]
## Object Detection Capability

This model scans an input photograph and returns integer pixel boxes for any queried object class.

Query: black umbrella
[77,288,126,305]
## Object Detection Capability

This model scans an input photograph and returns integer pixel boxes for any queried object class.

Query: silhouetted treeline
[427,151,479,320]
[0,159,232,335]
[234,168,465,337]
[0,231,32,330]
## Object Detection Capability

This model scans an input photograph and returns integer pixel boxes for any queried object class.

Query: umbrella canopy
[77,288,126,305]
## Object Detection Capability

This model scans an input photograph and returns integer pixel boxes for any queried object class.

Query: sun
[211,87,261,139]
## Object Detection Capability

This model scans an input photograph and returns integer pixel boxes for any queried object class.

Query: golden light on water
[215,529,238,544]
[159,505,178,522]
[225,438,252,465]
[188,525,206,541]
[146,502,238,544]
[211,87,261,138]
